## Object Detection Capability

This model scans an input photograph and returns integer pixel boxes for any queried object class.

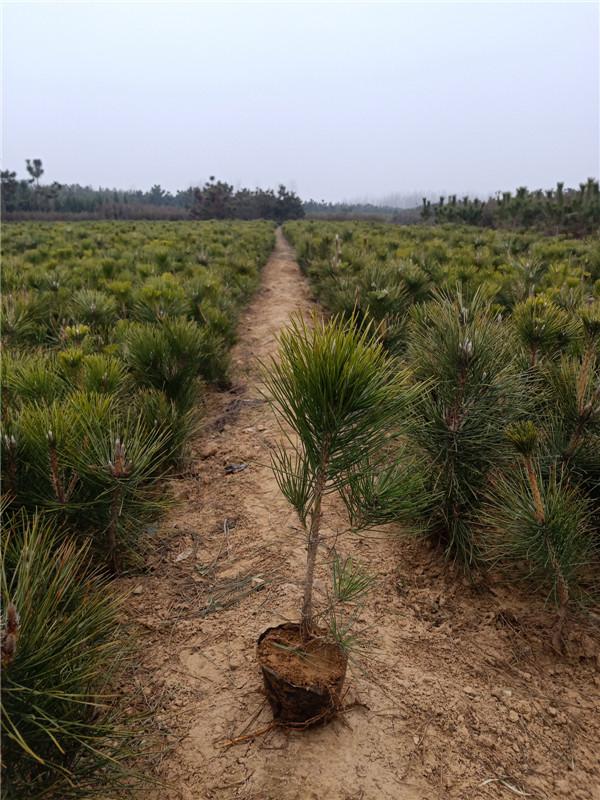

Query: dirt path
[125,229,600,800]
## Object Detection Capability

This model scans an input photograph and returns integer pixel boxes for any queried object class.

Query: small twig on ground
[221,722,278,749]
[223,697,268,744]
[479,776,532,797]
[211,772,255,792]
[223,517,231,559]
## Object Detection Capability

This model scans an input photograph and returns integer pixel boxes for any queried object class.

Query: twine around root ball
[221,689,367,748]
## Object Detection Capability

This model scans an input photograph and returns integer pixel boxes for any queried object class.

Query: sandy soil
[122,229,600,800]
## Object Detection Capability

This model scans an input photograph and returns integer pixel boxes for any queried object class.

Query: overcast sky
[2,1,598,202]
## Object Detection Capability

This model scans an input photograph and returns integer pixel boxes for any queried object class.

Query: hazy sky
[2,1,599,201]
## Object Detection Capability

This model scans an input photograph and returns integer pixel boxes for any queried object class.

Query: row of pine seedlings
[0,221,275,797]
[284,221,600,650]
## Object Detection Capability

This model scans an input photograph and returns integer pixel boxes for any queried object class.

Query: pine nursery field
[1,220,275,796]
[2,219,600,799]
[284,221,600,612]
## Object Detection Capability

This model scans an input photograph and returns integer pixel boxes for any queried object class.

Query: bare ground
[122,229,600,800]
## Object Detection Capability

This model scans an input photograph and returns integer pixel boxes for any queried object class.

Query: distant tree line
[3,160,597,234]
[421,179,600,236]
[190,177,304,222]
[1,161,304,222]
[1,160,194,219]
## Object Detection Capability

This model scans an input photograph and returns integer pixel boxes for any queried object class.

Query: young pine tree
[404,288,523,567]
[263,313,417,639]
[483,421,596,649]
[1,512,141,797]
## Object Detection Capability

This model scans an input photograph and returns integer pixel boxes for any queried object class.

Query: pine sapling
[507,423,569,639]
[404,288,522,567]
[485,421,595,651]
[264,313,415,641]
[564,303,600,461]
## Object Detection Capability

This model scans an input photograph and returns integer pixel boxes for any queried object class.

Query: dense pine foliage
[423,179,600,236]
[284,220,600,628]
[0,220,274,795]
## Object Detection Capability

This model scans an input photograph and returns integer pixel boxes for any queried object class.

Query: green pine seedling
[512,296,579,367]
[263,313,415,640]
[484,422,596,650]
[404,288,523,567]
[1,512,144,797]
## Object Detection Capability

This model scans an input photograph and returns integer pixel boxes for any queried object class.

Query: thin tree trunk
[524,456,569,650]
[530,347,538,369]
[108,488,122,574]
[524,458,544,524]
[300,452,329,640]
[575,348,594,412]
